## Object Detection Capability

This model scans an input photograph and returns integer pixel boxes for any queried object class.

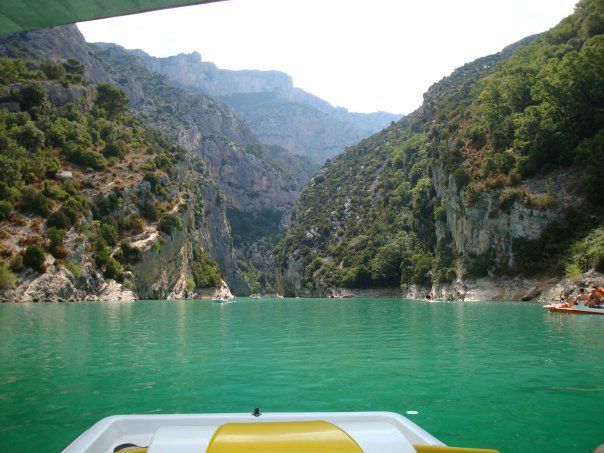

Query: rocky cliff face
[0,93,242,302]
[130,50,401,163]
[89,42,311,204]
[417,28,588,273]
[0,25,110,84]
[136,51,293,97]
[0,24,312,299]
[129,190,243,299]
[431,159,578,265]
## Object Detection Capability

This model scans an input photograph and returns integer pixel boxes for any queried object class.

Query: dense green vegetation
[237,258,275,294]
[275,0,604,292]
[447,0,603,201]
[0,57,224,288]
[274,122,443,291]
[228,208,283,246]
[191,246,222,289]
[227,207,282,293]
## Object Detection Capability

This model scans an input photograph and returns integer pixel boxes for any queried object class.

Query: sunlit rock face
[431,163,575,267]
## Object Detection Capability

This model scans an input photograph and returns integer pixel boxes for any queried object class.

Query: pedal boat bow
[63,411,498,453]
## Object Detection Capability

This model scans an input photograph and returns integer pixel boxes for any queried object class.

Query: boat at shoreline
[543,301,604,315]
[63,411,498,452]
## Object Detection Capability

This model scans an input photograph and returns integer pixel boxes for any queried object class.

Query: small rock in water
[406,410,418,415]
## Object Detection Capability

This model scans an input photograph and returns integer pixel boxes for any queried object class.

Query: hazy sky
[78,0,578,114]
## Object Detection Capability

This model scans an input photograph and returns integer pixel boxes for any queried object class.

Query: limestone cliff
[94,40,318,292]
[0,76,243,302]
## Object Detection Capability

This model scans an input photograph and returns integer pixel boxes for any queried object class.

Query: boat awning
[0,0,224,37]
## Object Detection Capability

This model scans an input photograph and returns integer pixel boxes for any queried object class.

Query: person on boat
[588,284,604,308]
[574,288,591,306]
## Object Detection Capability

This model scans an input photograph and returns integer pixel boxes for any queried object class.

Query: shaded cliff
[131,50,401,163]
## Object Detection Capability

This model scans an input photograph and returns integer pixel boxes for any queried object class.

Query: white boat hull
[544,303,604,315]
[63,411,445,453]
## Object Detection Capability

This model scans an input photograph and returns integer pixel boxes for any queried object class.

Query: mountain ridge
[122,47,401,163]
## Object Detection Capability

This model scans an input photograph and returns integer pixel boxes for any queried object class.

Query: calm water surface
[0,298,602,452]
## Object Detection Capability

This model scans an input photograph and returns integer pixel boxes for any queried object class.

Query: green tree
[63,58,84,84]
[102,140,127,159]
[0,57,28,84]
[0,265,17,289]
[40,60,66,81]
[19,83,47,110]
[0,200,13,219]
[370,242,403,285]
[342,265,372,288]
[575,129,604,205]
[14,121,45,151]
[95,83,128,117]
[412,254,433,285]
[20,188,50,217]
[45,227,65,259]
[477,81,513,150]
[411,177,433,219]
[191,248,222,289]
[103,257,123,280]
[47,210,71,229]
[159,213,183,235]
[99,223,119,246]
[23,245,46,273]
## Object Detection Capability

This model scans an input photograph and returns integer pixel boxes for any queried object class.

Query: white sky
[78,0,578,114]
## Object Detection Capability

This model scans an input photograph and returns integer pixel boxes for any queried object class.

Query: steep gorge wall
[91,41,312,292]
[431,161,571,265]
[0,24,323,298]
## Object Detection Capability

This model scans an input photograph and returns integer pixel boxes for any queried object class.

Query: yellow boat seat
[205,420,499,453]
[206,420,363,452]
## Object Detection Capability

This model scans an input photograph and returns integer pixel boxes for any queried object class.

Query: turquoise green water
[0,298,602,452]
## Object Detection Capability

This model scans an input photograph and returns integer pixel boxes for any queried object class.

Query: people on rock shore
[589,284,604,308]
[570,285,604,308]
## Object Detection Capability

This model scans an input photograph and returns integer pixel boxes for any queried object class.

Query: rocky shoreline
[291,270,604,303]
[0,264,234,303]
[3,266,601,304]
